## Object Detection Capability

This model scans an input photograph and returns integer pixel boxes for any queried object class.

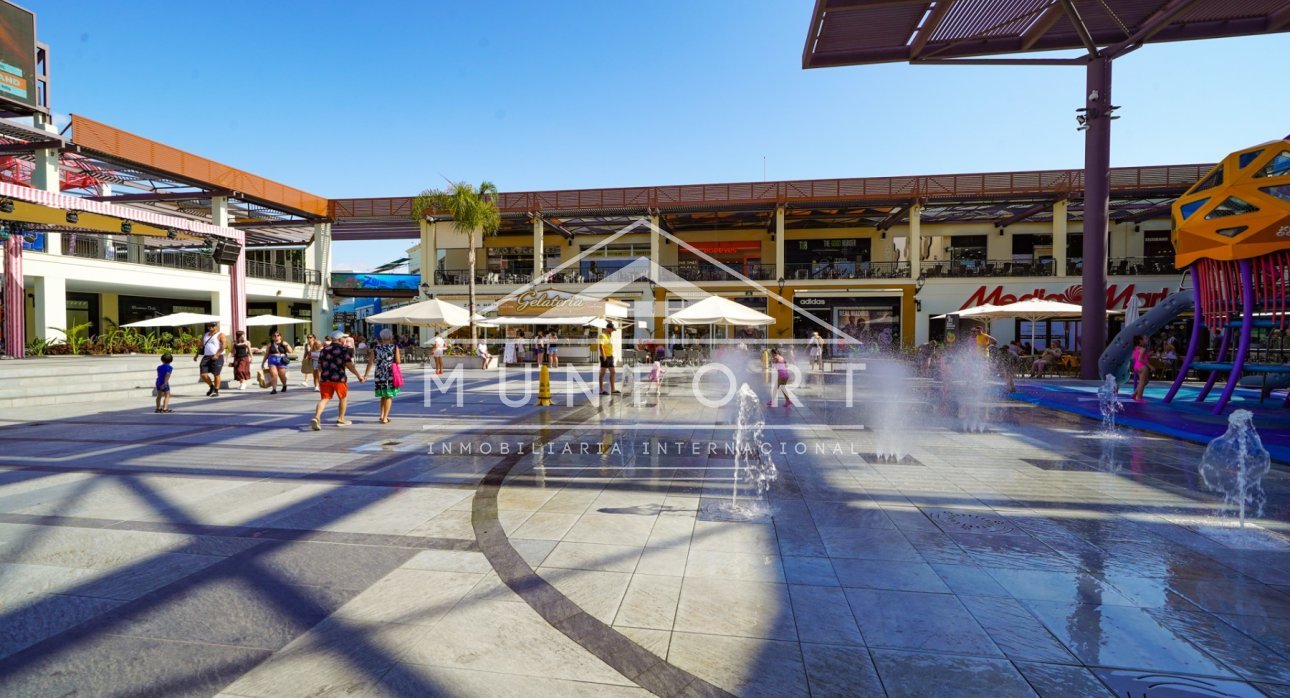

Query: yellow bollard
[536,364,552,406]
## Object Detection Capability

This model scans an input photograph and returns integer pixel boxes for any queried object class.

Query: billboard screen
[0,2,35,110]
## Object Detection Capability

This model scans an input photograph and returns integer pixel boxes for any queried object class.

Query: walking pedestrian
[808,331,824,372]
[599,322,618,395]
[300,333,318,388]
[431,330,446,375]
[768,348,792,406]
[311,330,363,430]
[364,328,402,424]
[534,329,547,367]
[546,331,560,368]
[194,321,226,397]
[231,330,254,389]
[154,353,173,413]
[1132,335,1152,401]
[262,328,294,394]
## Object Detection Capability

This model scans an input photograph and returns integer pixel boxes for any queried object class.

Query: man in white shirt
[194,321,227,396]
[477,341,494,370]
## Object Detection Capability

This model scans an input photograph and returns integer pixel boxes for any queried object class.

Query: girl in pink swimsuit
[1131,335,1151,400]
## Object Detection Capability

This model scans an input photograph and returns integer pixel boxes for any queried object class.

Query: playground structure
[1162,139,1290,414]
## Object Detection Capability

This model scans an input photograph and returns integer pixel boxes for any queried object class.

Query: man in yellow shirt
[599,322,618,395]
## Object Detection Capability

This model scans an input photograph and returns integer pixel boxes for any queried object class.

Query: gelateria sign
[958,282,1178,311]
[497,290,627,318]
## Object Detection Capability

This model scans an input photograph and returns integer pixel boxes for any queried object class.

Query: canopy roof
[332,164,1208,241]
[803,0,1290,68]
[0,115,323,247]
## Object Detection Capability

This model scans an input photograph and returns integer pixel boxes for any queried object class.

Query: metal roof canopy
[802,0,1290,67]
[330,163,1205,240]
[0,115,324,247]
[800,0,1290,379]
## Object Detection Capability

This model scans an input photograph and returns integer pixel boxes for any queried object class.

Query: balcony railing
[1110,257,1179,276]
[431,269,534,285]
[247,260,320,285]
[1066,257,1180,276]
[62,236,219,274]
[920,259,1056,278]
[661,262,775,282]
[783,261,910,280]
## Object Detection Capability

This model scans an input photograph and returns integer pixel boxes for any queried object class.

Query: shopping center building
[1,115,330,353]
[331,163,1206,350]
[0,96,1207,357]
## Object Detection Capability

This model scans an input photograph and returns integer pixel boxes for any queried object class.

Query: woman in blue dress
[364,328,401,424]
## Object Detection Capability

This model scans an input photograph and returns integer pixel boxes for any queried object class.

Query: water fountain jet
[1199,409,1271,528]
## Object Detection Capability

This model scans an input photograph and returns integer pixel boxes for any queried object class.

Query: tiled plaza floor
[0,364,1288,696]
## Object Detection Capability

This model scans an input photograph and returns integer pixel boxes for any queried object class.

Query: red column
[3,234,23,358]
[230,230,247,340]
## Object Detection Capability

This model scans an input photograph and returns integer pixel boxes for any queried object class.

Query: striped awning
[0,181,236,239]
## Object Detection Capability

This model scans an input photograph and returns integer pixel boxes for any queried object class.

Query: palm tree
[411,181,500,346]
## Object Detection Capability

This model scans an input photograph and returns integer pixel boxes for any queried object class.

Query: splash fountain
[703,383,778,522]
[1199,409,1271,528]
[946,348,993,433]
[1098,374,1124,435]
[870,358,914,462]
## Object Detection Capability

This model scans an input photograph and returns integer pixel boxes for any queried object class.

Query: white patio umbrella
[665,296,775,326]
[1124,294,1143,326]
[365,298,473,327]
[121,312,221,328]
[967,298,1089,348]
[245,314,309,326]
[931,303,1005,320]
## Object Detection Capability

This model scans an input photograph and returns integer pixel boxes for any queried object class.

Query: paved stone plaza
[1,366,1289,697]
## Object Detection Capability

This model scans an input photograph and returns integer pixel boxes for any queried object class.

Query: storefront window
[579,244,647,278]
[785,238,871,278]
[486,246,534,280]
[678,240,761,279]
[1143,230,1173,258]
[791,296,901,353]
[948,235,987,262]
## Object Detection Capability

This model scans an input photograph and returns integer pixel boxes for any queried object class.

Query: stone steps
[0,356,216,407]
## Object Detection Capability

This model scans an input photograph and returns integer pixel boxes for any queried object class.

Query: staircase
[0,355,212,408]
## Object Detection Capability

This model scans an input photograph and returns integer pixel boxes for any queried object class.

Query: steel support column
[1079,56,1112,379]
[533,215,545,282]
[774,206,785,283]
[229,229,247,341]
[2,235,23,358]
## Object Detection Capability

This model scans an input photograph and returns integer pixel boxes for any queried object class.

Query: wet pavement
[0,363,1288,696]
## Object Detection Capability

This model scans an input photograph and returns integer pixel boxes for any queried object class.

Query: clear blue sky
[27,1,1289,270]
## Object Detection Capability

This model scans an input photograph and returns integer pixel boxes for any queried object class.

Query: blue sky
[27,1,1289,269]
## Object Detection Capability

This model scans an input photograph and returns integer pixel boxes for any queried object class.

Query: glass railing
[61,236,219,274]
[920,259,1055,278]
[247,260,319,284]
[783,261,910,280]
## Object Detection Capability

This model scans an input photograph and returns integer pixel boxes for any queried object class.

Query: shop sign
[497,290,622,317]
[796,297,827,307]
[686,240,760,255]
[959,282,1175,312]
